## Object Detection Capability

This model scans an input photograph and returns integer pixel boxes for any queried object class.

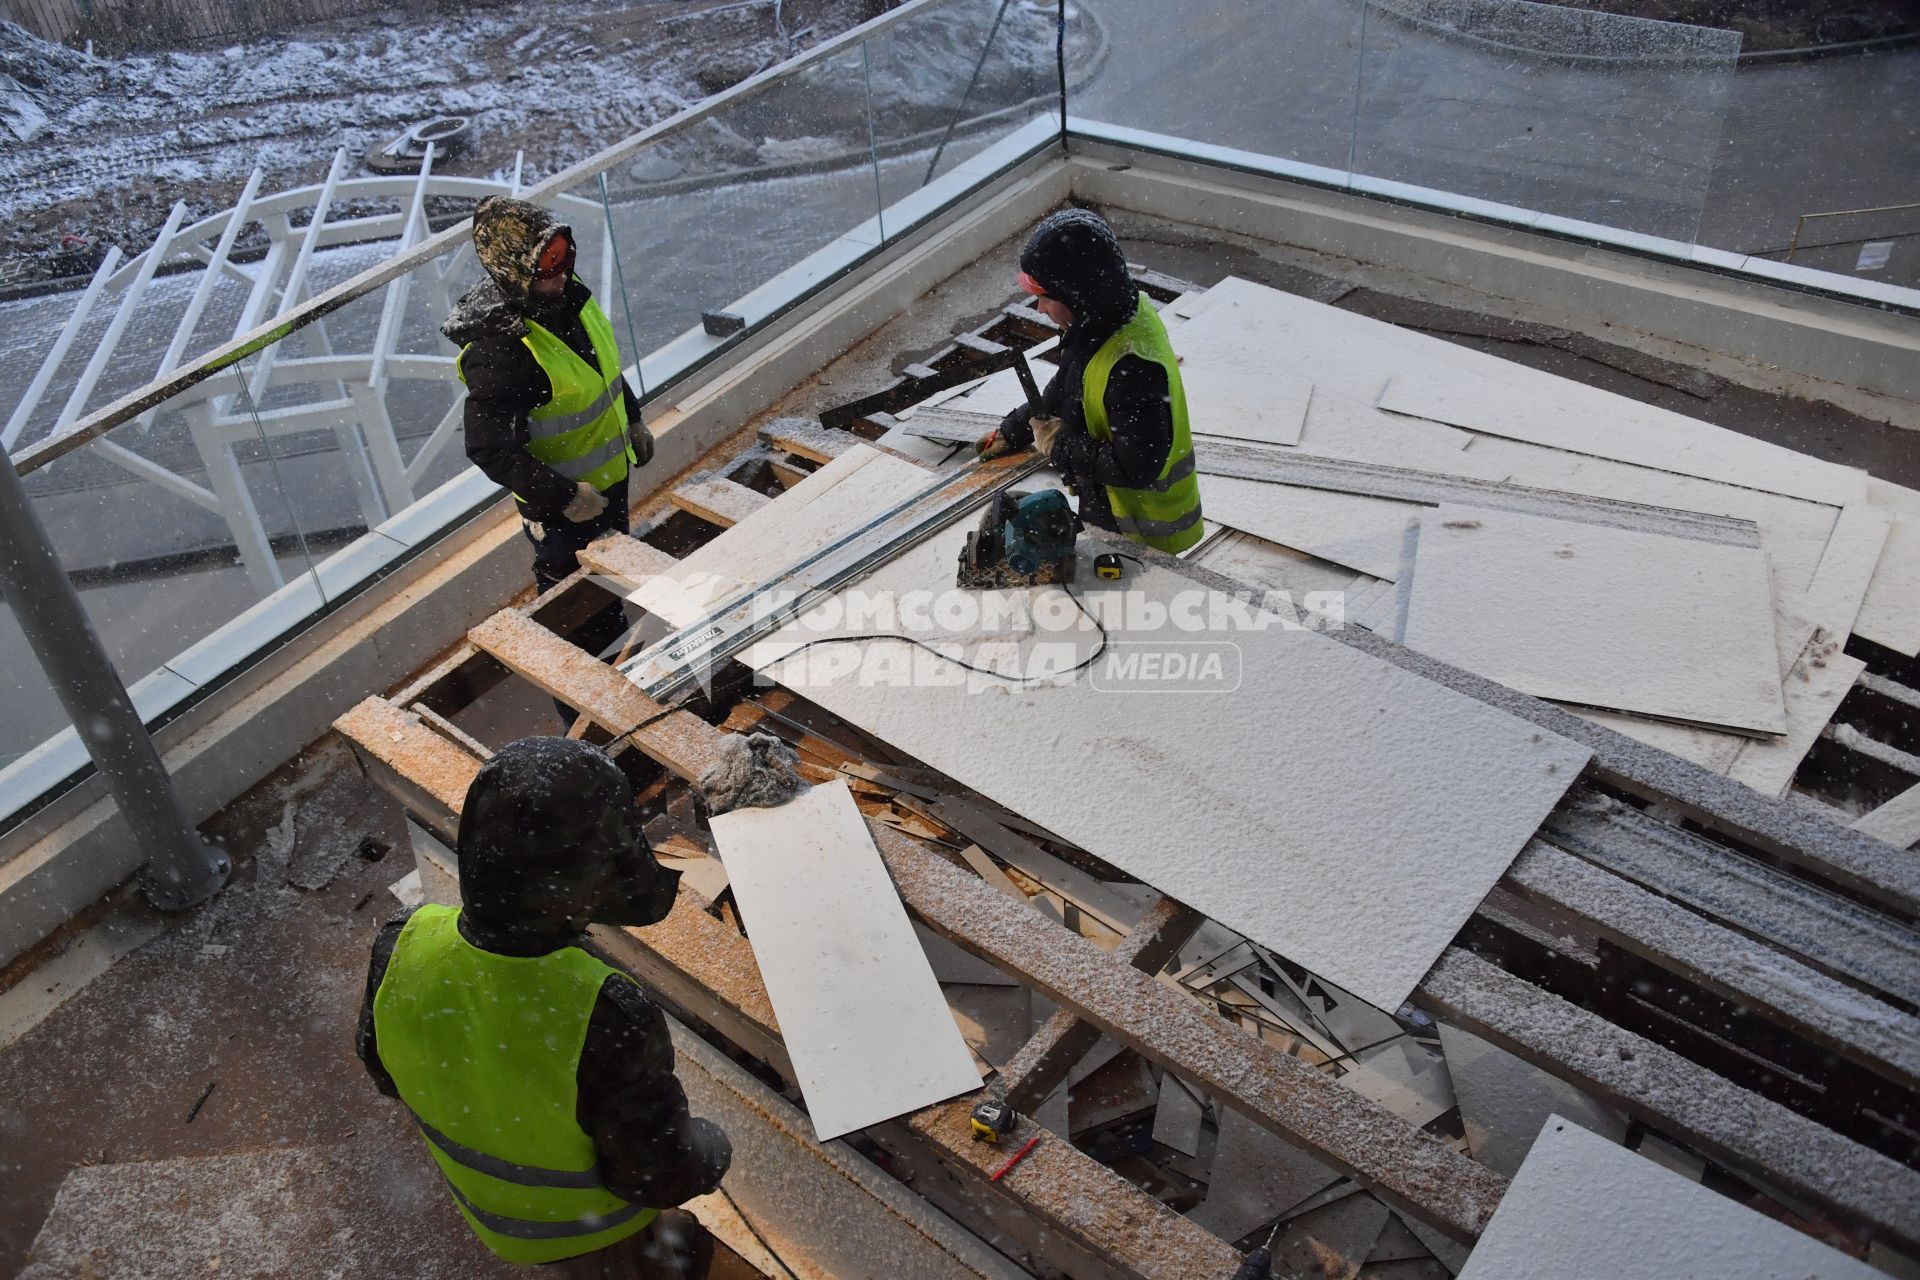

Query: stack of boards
[899,276,1920,798]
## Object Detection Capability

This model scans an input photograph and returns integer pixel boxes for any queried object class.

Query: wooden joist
[1544,794,1920,1006]
[1418,947,1920,1253]
[581,530,679,584]
[1503,840,1920,1093]
[670,474,771,528]
[1002,896,1206,1114]
[467,611,724,777]
[759,417,856,464]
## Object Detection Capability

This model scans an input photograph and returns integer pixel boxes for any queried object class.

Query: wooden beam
[579,530,680,584]
[670,475,772,528]
[1503,840,1920,1093]
[1417,947,1920,1253]
[467,610,725,778]
[871,821,1504,1242]
[760,416,857,464]
[1002,896,1205,1114]
[1544,793,1920,1006]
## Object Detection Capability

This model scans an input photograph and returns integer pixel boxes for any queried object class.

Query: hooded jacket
[998,209,1175,534]
[445,196,647,524]
[357,739,729,1210]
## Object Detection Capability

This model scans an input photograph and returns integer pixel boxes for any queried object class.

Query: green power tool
[956,489,1081,589]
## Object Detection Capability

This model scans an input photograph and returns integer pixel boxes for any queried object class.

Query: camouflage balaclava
[470,195,573,309]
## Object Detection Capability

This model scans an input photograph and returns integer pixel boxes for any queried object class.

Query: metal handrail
[1784,202,1920,262]
[10,0,967,478]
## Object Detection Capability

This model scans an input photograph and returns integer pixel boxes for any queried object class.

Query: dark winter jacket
[444,195,647,525]
[998,209,1174,534]
[356,912,729,1209]
[445,275,646,526]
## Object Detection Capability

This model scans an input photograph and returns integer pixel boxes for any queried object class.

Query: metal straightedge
[621,453,1043,702]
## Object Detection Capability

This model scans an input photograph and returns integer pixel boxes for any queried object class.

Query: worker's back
[372,902,658,1265]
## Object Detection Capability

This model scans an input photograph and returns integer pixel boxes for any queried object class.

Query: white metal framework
[5,149,624,594]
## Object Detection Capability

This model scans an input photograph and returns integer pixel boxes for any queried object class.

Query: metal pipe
[0,444,231,910]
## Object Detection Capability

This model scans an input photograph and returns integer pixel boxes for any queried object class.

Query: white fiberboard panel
[1403,505,1787,735]
[1198,475,1418,581]
[1458,1117,1880,1280]
[1171,301,1313,447]
[645,447,1589,1011]
[1857,476,1920,657]
[707,781,980,1142]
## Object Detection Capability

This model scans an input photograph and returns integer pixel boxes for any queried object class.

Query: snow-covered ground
[1,0,1054,279]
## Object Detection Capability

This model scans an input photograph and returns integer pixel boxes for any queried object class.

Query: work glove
[631,422,655,468]
[562,481,609,523]
[975,427,1018,461]
[1030,415,1065,460]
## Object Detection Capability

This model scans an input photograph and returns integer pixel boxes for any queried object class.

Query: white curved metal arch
[8,148,532,593]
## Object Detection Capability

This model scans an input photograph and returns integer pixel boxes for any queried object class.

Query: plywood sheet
[1460,435,1838,603]
[1176,278,1499,479]
[1150,1073,1205,1157]
[1198,475,1419,581]
[708,781,979,1141]
[943,356,1059,419]
[1457,1117,1880,1279]
[1854,781,1920,850]
[1569,709,1745,775]
[1856,514,1920,657]
[647,447,1588,1010]
[1171,303,1314,447]
[1403,504,1787,735]
[629,443,909,625]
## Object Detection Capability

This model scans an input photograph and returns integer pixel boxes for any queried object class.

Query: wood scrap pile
[892,274,1920,829]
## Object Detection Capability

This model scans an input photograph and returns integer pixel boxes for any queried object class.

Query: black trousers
[551,1209,715,1278]
[524,478,631,728]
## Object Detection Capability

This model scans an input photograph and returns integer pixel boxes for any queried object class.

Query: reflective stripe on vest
[414,1114,604,1189]
[1081,292,1205,554]
[372,904,658,1264]
[445,1182,652,1242]
[457,292,634,500]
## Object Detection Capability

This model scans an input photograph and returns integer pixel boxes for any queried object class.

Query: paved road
[1073,0,1920,279]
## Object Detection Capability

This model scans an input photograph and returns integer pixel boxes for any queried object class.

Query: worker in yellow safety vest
[357,737,732,1277]
[445,196,652,724]
[976,209,1202,554]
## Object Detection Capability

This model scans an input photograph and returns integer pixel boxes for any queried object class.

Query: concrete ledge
[1066,136,1920,426]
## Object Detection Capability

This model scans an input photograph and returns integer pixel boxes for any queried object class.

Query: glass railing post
[0,442,231,910]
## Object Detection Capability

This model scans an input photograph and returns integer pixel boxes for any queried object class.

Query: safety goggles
[532,233,576,281]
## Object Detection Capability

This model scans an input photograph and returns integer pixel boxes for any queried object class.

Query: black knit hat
[456,737,676,941]
[1018,208,1137,335]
